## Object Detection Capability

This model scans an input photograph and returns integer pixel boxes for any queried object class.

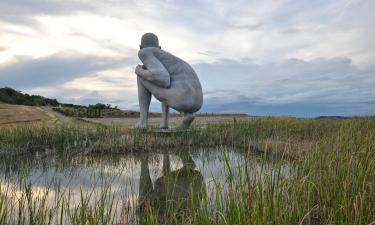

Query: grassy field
[0,103,58,127]
[0,117,374,224]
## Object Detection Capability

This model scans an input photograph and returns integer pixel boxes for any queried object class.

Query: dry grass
[0,103,58,127]
[0,117,374,224]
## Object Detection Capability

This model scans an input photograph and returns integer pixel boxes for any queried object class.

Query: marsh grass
[0,117,363,154]
[0,117,374,224]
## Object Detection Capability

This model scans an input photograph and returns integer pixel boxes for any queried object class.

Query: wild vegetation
[52,106,119,118]
[0,103,56,126]
[0,117,374,224]
[52,107,165,118]
[0,87,59,106]
[0,87,119,117]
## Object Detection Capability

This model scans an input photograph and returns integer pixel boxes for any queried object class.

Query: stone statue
[135,33,203,129]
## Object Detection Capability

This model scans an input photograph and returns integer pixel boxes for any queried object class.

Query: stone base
[151,126,207,133]
[151,128,189,133]
[132,126,207,133]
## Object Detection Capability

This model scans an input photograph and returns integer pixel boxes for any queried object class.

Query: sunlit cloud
[0,0,374,116]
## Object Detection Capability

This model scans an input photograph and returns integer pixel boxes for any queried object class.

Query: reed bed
[0,117,374,224]
[0,117,371,154]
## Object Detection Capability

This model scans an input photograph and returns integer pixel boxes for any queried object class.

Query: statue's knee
[137,76,143,84]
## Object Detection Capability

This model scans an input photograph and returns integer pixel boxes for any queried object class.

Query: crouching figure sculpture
[135,33,203,129]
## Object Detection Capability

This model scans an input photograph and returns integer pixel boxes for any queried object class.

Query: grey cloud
[0,0,94,24]
[224,21,264,31]
[204,89,237,96]
[0,0,373,117]
[69,91,105,106]
[66,30,138,57]
[11,55,374,117]
[194,57,375,116]
[0,53,125,89]
[204,89,263,103]
[198,51,221,56]
[202,91,375,117]
[201,97,364,117]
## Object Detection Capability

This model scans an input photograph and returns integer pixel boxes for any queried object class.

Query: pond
[0,148,291,224]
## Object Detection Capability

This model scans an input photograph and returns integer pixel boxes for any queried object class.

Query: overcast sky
[0,0,374,117]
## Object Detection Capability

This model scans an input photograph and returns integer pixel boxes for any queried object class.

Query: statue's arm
[136,48,171,88]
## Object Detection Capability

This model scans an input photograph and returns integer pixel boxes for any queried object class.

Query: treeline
[52,106,121,118]
[0,87,119,110]
[59,103,118,110]
[0,87,59,106]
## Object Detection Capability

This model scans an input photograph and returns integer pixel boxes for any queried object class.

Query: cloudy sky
[0,0,374,117]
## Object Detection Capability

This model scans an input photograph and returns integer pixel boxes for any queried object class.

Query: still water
[0,148,291,224]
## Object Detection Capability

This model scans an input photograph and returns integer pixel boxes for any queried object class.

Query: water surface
[0,148,290,223]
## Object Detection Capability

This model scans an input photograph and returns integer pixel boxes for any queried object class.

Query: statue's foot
[178,114,195,129]
[135,121,147,129]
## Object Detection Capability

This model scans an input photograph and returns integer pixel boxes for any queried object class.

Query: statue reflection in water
[138,152,206,223]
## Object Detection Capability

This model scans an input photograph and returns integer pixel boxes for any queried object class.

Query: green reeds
[0,117,373,224]
[1,117,372,154]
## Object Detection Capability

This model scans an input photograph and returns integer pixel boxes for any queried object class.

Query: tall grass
[0,117,374,224]
[1,117,370,154]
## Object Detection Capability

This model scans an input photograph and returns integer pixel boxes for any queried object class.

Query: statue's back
[152,48,199,80]
[139,47,203,113]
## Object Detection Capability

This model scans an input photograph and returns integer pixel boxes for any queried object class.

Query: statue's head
[140,33,161,49]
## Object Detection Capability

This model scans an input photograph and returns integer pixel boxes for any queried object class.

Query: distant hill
[0,87,59,106]
[315,116,352,120]
[0,87,251,118]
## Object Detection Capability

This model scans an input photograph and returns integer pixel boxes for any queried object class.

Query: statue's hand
[135,61,170,88]
[135,64,154,81]
[135,64,143,75]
